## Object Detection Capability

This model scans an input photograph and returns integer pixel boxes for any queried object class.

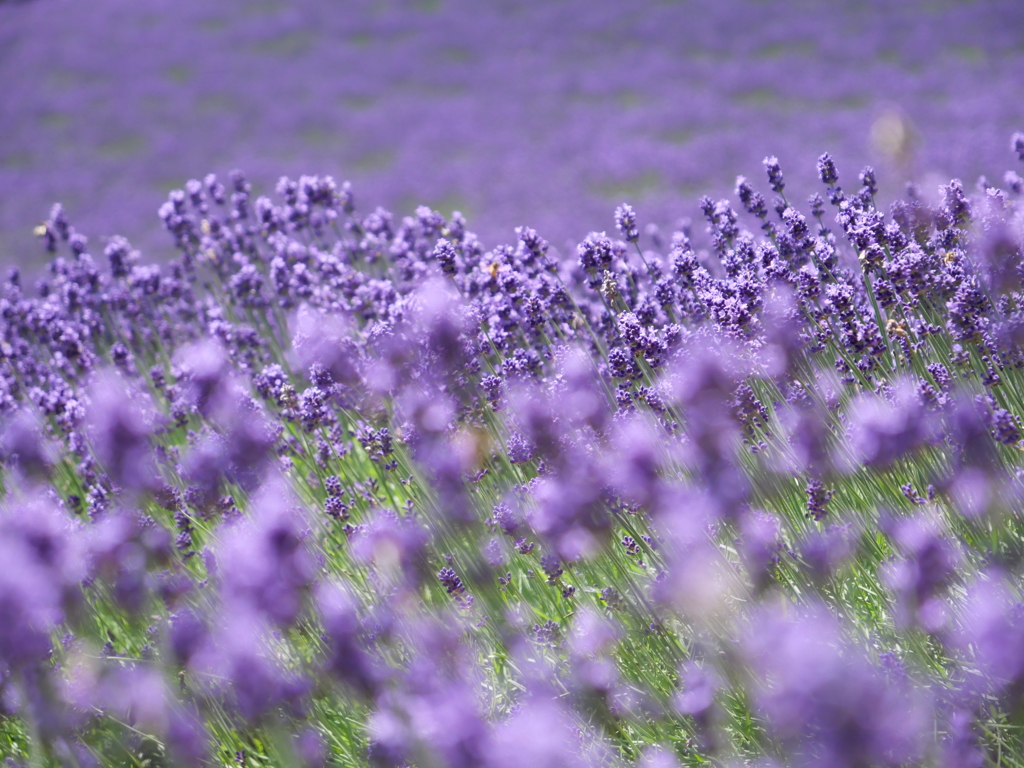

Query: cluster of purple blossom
[4,135,1024,766]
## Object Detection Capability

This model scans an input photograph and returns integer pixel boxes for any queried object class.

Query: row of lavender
[4,0,1024,258]
[3,136,1024,767]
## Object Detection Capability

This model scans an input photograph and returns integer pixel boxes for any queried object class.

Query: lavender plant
[4,138,1024,768]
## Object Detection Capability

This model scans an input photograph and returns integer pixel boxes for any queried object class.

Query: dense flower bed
[3,0,1024,258]
[3,139,1024,766]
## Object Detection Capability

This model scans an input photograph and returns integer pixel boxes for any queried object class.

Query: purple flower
[0,494,81,666]
[215,477,314,627]
[745,601,929,768]
[1007,170,1024,194]
[763,156,785,194]
[432,238,458,276]
[506,432,534,464]
[0,409,57,479]
[85,369,159,492]
[736,176,768,219]
[675,662,721,751]
[954,574,1024,708]
[804,479,834,521]
[491,502,522,538]
[859,166,878,195]
[881,514,959,631]
[169,608,207,666]
[842,380,934,471]
[800,523,857,583]
[190,609,298,723]
[351,510,430,588]
[298,386,326,432]
[569,607,622,658]
[667,334,752,516]
[605,415,664,507]
[614,203,639,242]
[72,664,168,734]
[1013,131,1024,162]
[739,511,781,591]
[816,152,839,187]
[985,401,1021,445]
[173,339,237,421]
[166,703,210,767]
[940,708,985,768]
[290,305,361,388]
[316,582,378,697]
[486,695,602,768]
[529,467,609,560]
[577,232,614,273]
[437,566,465,596]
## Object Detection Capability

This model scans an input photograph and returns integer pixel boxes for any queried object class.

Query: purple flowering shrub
[4,139,1024,766]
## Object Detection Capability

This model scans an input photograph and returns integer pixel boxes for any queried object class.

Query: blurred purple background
[2,0,1023,265]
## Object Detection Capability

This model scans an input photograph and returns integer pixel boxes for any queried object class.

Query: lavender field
[3,1,1024,767]
[3,0,1024,260]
